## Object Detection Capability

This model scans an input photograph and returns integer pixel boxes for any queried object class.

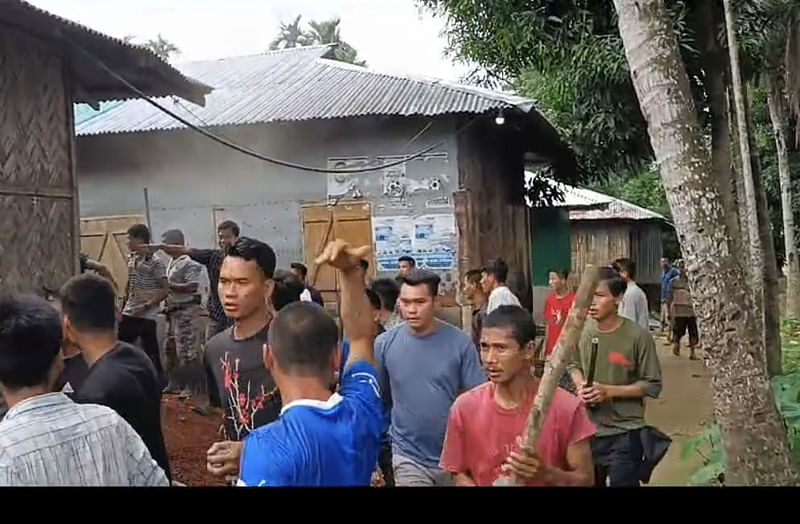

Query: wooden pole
[494,264,601,486]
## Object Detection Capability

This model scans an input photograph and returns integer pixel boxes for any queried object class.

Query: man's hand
[206,440,243,478]
[579,383,609,405]
[314,239,371,273]
[501,438,550,484]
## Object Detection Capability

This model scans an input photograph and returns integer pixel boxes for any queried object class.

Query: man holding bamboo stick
[568,267,662,487]
[439,306,595,486]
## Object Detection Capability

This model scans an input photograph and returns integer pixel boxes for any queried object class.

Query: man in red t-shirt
[543,269,575,357]
[440,306,595,486]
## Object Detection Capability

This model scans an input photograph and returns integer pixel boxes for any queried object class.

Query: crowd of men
[0,218,698,486]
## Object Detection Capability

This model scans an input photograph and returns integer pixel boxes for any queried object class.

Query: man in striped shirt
[0,295,167,486]
[118,224,169,382]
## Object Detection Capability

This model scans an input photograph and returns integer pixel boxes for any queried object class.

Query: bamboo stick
[494,264,601,486]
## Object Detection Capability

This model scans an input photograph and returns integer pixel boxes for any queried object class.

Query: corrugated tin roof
[3,0,210,105]
[75,45,545,135]
[526,173,665,221]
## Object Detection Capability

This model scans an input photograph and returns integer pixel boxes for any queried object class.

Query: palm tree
[308,18,342,44]
[742,0,800,318]
[612,0,798,486]
[269,15,313,50]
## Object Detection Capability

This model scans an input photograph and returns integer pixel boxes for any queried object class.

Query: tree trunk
[612,0,798,485]
[724,1,782,377]
[693,0,741,253]
[745,83,784,377]
[767,73,800,319]
[729,88,752,271]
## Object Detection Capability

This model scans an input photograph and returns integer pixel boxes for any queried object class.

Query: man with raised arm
[237,239,383,486]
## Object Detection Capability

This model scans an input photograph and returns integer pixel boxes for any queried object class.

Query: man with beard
[568,267,663,487]
[440,306,595,486]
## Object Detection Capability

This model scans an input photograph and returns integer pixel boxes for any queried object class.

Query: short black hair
[600,266,627,297]
[272,269,305,311]
[465,269,483,285]
[370,278,399,312]
[161,229,185,245]
[398,256,416,266]
[486,258,509,283]
[268,301,338,378]
[483,305,537,348]
[127,223,151,243]
[218,220,240,237]
[0,295,63,390]
[59,274,116,332]
[549,268,569,280]
[359,259,369,272]
[366,288,381,311]
[613,258,636,280]
[227,237,277,279]
[400,269,440,297]
[290,262,308,279]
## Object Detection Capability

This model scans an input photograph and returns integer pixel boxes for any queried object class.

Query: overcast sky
[32,0,472,82]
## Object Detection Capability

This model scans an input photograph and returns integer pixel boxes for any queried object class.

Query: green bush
[682,318,800,484]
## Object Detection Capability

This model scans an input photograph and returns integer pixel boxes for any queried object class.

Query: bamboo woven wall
[0,27,77,296]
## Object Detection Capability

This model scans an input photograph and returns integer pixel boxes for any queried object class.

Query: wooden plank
[80,214,144,297]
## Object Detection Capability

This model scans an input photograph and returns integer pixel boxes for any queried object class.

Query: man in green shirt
[568,267,662,487]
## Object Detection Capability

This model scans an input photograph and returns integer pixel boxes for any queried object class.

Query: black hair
[162,228,185,245]
[59,274,117,333]
[366,288,381,311]
[398,256,416,266]
[465,269,483,285]
[370,278,399,312]
[0,295,63,390]
[400,269,441,297]
[226,237,277,279]
[549,268,569,280]
[613,257,636,280]
[272,269,305,311]
[485,258,509,283]
[268,301,339,378]
[599,266,627,297]
[127,223,151,243]
[218,220,240,237]
[290,262,308,279]
[483,305,537,348]
[359,259,369,272]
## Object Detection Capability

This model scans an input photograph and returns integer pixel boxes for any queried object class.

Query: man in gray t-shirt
[613,258,650,332]
[376,269,486,487]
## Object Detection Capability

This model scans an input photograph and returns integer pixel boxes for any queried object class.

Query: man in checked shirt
[153,220,240,413]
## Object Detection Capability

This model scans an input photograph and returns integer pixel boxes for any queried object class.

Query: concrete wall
[76,116,459,275]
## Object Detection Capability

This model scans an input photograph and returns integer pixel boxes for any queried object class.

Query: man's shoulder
[452,382,492,411]
[435,319,472,343]
[204,327,234,355]
[551,387,582,414]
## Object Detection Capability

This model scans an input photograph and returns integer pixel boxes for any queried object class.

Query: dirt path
[645,334,713,485]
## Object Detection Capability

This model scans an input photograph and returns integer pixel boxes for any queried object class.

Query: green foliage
[269,15,366,66]
[681,423,725,486]
[122,34,180,61]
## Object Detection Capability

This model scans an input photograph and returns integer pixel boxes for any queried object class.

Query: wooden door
[301,201,374,305]
[80,215,145,297]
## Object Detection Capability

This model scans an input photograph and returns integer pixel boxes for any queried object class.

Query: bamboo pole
[494,264,601,486]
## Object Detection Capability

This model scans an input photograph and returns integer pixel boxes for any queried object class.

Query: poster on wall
[373,216,413,272]
[326,157,370,202]
[412,214,456,271]
[373,213,456,273]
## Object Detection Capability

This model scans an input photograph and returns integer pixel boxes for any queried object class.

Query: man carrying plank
[440,306,596,486]
[568,267,663,487]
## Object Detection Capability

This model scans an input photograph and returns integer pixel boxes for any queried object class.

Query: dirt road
[645,334,713,485]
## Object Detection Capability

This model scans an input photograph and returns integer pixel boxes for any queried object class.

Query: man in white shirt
[613,258,650,332]
[480,258,522,315]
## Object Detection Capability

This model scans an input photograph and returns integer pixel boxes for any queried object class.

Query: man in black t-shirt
[59,273,171,482]
[204,237,281,481]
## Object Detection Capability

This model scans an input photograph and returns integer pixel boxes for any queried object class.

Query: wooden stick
[494,264,601,486]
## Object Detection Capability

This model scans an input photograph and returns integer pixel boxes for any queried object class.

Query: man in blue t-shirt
[237,240,383,487]
[376,269,487,486]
